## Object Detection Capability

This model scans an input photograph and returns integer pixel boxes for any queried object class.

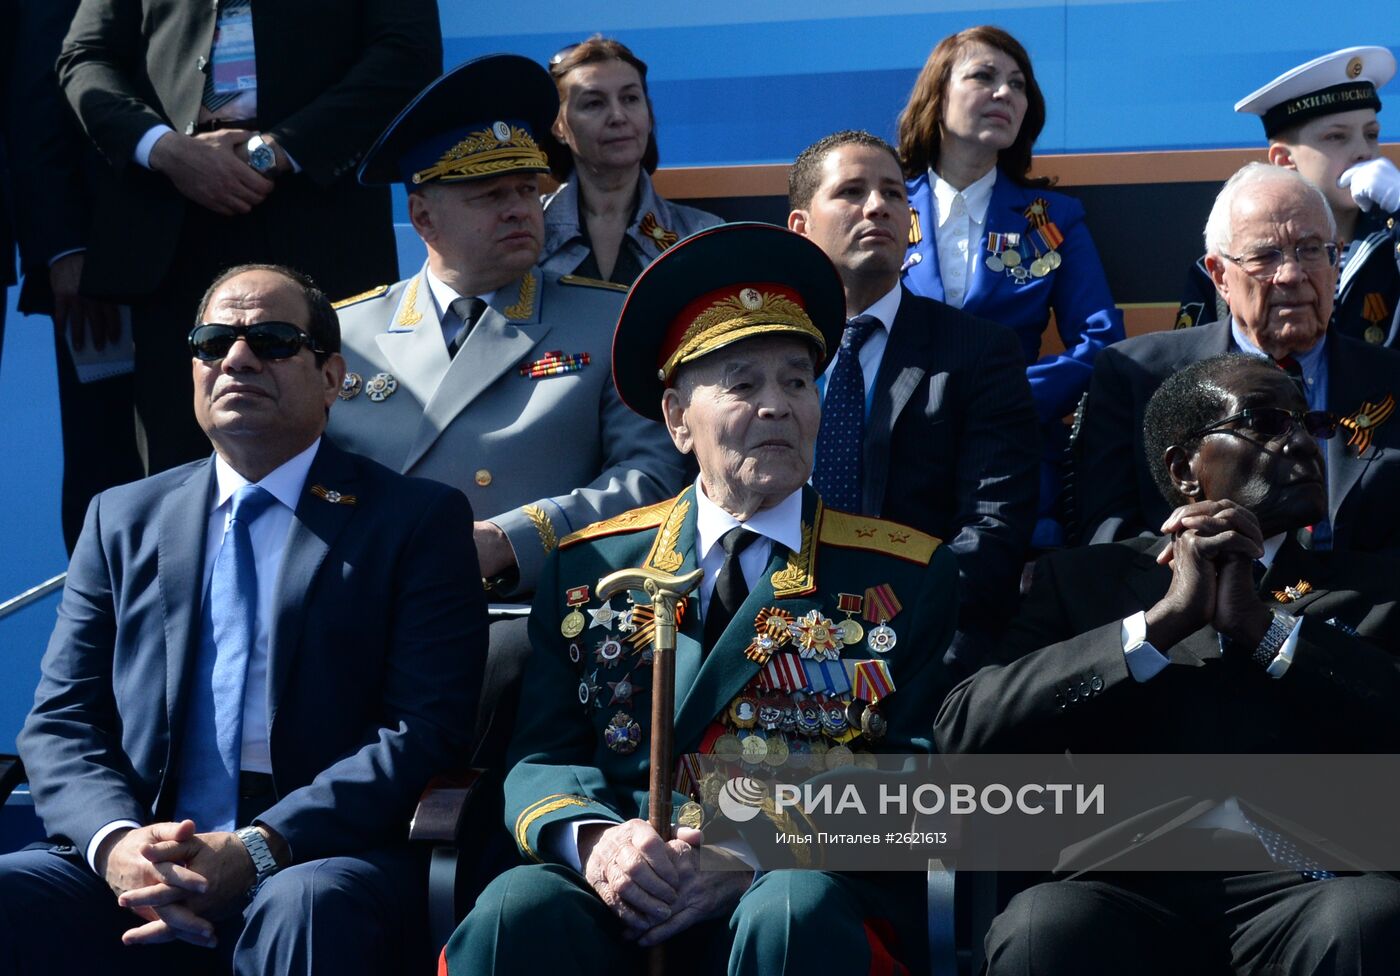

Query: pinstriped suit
[860,287,1040,670]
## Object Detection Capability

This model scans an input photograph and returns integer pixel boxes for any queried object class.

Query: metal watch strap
[1250,610,1294,670]
[235,825,280,893]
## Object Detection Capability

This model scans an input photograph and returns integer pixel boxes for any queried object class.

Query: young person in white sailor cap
[1175,46,1400,348]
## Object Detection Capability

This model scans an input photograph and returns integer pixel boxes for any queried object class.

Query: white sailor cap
[1235,45,1395,137]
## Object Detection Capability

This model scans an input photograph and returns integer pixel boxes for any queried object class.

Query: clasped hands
[96,819,270,949]
[578,819,754,947]
[1145,499,1275,653]
[148,129,284,216]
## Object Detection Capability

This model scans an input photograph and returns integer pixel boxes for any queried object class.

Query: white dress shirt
[85,440,319,870]
[929,166,997,308]
[425,269,500,350]
[819,283,900,408]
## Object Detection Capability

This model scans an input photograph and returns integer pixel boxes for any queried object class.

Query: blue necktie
[175,484,276,831]
[813,316,879,512]
[1244,814,1336,881]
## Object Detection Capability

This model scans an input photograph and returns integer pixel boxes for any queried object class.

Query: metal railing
[0,575,65,622]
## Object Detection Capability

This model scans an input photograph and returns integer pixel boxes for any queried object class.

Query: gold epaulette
[818,510,941,565]
[559,497,675,548]
[560,274,630,293]
[331,285,390,309]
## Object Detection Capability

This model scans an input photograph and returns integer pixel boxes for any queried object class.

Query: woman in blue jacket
[899,25,1123,545]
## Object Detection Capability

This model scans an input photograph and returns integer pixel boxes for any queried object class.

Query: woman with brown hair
[899,25,1123,545]
[540,36,719,284]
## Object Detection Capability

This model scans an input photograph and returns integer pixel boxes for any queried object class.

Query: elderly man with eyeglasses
[937,351,1400,974]
[1076,162,1400,557]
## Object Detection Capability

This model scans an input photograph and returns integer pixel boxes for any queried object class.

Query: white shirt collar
[931,166,997,230]
[213,438,322,513]
[693,477,804,563]
[1260,532,1285,570]
[852,282,902,334]
[424,267,497,323]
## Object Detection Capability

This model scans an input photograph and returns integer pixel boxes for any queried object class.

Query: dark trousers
[0,842,429,975]
[53,331,143,552]
[987,870,1400,975]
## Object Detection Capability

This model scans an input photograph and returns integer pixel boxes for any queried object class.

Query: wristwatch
[235,825,281,896]
[246,134,277,175]
[1247,609,1295,671]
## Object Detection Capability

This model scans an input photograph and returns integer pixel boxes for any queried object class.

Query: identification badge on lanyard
[211,8,257,95]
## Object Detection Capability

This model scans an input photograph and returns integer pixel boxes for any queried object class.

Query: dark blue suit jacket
[18,438,487,862]
[863,287,1039,657]
[1077,320,1400,557]
[904,169,1124,425]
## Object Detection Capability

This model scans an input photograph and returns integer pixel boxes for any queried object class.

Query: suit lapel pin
[365,372,397,402]
[1272,580,1313,604]
[339,372,362,400]
[639,211,678,250]
[1339,394,1394,456]
[310,485,356,505]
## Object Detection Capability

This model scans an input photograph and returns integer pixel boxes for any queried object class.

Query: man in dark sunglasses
[2,263,487,974]
[1078,163,1400,559]
[938,353,1400,974]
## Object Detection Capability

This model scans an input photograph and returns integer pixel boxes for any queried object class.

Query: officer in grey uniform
[327,54,686,598]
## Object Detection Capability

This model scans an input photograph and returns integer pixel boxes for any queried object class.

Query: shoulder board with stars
[818,510,941,565]
[559,274,630,293]
[558,496,676,549]
[331,284,390,310]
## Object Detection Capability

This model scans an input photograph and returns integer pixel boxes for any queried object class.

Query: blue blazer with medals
[903,169,1124,426]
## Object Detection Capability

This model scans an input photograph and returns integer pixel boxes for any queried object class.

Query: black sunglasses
[1188,407,1338,443]
[188,322,325,362]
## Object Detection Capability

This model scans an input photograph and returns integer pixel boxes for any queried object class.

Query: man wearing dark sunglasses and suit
[938,352,1400,974]
[0,264,487,974]
[1077,163,1400,556]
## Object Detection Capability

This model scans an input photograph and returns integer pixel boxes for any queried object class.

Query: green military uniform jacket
[326,263,687,594]
[505,484,959,866]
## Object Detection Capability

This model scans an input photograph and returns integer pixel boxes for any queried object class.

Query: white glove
[1339,157,1400,213]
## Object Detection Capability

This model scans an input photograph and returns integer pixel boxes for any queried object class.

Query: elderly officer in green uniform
[327,54,685,597]
[441,223,959,975]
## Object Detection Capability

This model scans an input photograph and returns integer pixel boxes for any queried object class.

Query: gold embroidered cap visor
[610,222,845,421]
[357,53,558,187]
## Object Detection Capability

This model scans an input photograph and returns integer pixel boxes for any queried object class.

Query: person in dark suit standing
[937,353,1400,974]
[55,0,442,475]
[3,0,144,552]
[0,265,486,973]
[1078,163,1400,555]
[788,130,1039,672]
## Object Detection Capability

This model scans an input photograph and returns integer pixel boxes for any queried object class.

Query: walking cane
[597,566,704,976]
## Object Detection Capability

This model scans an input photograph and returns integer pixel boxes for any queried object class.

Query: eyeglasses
[1219,241,1339,281]
[188,322,325,362]
[1187,407,1338,443]
[548,42,580,67]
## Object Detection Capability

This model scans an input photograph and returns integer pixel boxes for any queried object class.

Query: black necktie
[448,297,487,357]
[813,316,880,511]
[703,527,761,651]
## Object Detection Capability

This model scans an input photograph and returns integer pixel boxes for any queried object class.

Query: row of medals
[988,238,1061,281]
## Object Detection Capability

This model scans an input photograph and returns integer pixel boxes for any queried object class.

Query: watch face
[249,143,275,173]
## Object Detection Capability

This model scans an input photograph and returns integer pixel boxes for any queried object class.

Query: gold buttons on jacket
[475,469,492,487]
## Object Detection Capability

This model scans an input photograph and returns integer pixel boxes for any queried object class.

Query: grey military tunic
[327,263,688,594]
[539,169,722,281]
